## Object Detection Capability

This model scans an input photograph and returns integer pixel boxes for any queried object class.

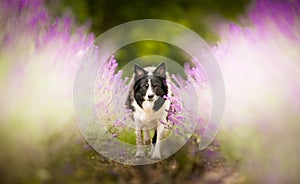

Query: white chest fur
[132,99,170,130]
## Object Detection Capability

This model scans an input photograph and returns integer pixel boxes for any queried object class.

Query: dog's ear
[153,63,166,78]
[134,64,147,81]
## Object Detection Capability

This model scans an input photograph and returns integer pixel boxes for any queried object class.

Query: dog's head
[133,63,168,110]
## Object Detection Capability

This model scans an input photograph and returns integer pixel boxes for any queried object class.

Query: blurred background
[46,0,252,66]
[46,0,251,40]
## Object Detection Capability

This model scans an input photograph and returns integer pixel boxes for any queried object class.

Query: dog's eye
[152,83,159,88]
[142,84,148,89]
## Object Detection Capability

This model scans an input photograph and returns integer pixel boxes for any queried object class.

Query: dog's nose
[148,94,154,99]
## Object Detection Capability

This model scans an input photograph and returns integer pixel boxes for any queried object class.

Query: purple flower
[114,119,126,128]
[202,0,300,183]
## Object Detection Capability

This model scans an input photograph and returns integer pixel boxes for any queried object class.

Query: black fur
[153,96,165,111]
[152,130,157,144]
[133,75,168,109]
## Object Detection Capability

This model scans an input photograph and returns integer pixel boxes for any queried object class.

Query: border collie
[126,63,171,159]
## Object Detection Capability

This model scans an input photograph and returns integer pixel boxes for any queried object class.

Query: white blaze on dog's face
[133,63,168,112]
[145,79,156,101]
[142,79,155,113]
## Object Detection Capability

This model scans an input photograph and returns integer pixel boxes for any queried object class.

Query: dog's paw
[149,144,155,156]
[135,151,145,158]
[151,152,161,160]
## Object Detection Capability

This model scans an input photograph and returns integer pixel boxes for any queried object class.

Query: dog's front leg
[151,123,165,160]
[143,130,151,145]
[135,129,145,158]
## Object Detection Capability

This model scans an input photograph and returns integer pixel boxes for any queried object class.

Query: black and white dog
[126,63,171,159]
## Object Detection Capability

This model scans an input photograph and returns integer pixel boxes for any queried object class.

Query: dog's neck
[142,100,154,114]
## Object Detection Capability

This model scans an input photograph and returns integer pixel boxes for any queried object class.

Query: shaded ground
[45,137,245,184]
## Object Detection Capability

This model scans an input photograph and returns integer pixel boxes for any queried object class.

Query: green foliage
[115,128,137,145]
[46,0,252,67]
